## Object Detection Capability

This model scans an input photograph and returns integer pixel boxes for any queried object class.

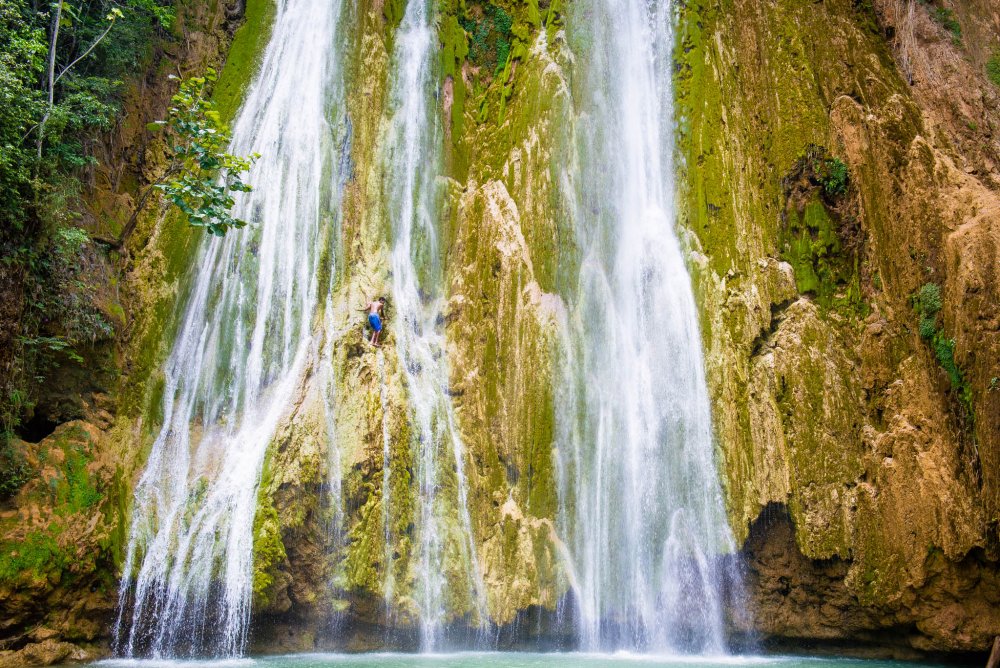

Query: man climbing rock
[362,296,387,346]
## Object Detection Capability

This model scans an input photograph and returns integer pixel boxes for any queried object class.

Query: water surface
[86,653,947,668]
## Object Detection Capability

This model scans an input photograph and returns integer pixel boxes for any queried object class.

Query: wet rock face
[0,423,118,664]
[677,0,999,655]
[741,504,1000,657]
[3,0,1000,661]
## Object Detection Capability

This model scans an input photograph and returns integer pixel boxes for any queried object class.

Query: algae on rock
[675,0,999,652]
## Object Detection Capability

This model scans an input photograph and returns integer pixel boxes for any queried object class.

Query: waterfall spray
[556,0,739,653]
[113,0,349,656]
[382,0,488,649]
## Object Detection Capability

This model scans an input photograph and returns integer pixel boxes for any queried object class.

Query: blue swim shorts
[368,313,382,332]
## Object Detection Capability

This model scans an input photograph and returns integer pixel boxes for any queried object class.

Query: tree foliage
[0,0,174,447]
[0,0,174,221]
[141,69,258,239]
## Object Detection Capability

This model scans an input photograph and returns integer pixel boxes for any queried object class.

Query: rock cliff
[676,0,999,654]
[0,0,997,663]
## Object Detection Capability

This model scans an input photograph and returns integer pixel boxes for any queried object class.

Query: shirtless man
[363,297,386,346]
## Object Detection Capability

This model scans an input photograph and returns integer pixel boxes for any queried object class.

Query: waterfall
[113,0,349,656]
[382,0,487,649]
[556,0,738,653]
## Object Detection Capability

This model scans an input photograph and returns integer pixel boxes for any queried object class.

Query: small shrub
[913,281,942,339]
[459,3,514,75]
[987,53,1000,88]
[931,7,961,40]
[933,336,962,388]
[0,438,32,500]
[915,282,943,313]
[820,157,850,197]
[918,316,937,340]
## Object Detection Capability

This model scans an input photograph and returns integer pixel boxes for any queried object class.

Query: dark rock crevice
[739,502,1000,661]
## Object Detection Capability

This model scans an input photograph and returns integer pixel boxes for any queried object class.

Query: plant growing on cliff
[914,281,942,338]
[108,69,259,246]
[817,156,850,197]
[0,440,32,500]
[459,3,514,76]
[930,6,961,42]
[912,282,973,415]
[987,53,1000,88]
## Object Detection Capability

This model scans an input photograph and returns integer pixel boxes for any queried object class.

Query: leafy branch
[102,68,259,247]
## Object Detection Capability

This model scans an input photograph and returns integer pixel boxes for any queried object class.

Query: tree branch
[115,162,180,247]
[36,0,62,162]
[53,16,117,87]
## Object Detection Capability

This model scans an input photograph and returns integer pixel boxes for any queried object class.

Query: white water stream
[113,0,739,655]
[113,0,348,656]
[556,0,738,654]
[381,0,487,649]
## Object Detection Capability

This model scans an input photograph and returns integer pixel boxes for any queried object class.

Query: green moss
[780,198,862,314]
[674,0,743,278]
[987,53,1000,88]
[451,74,469,177]
[213,0,278,124]
[0,527,67,581]
[252,456,287,607]
[104,467,131,567]
[251,502,287,606]
[543,0,563,41]
[524,380,556,518]
[55,446,102,514]
[384,0,406,28]
[441,13,471,178]
[341,480,387,592]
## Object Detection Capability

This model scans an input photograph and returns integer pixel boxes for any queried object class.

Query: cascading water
[556,0,738,654]
[113,0,349,656]
[381,0,487,649]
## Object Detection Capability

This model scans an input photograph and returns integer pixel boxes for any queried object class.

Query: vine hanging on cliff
[911,281,974,419]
